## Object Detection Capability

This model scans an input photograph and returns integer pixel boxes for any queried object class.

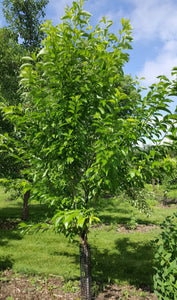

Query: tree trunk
[152,178,155,192]
[22,190,30,221]
[80,232,92,300]
[163,190,167,206]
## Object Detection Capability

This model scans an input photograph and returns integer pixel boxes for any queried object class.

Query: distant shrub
[153,213,177,300]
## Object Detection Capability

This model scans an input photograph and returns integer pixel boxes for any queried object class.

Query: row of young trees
[0,1,177,298]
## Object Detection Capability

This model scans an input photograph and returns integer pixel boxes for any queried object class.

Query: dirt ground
[0,270,158,300]
[0,270,80,300]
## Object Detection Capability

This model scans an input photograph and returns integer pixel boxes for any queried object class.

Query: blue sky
[0,0,177,112]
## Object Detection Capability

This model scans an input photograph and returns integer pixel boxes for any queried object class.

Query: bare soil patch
[96,284,158,300]
[0,270,158,300]
[0,270,80,300]
[115,224,159,234]
[92,223,159,234]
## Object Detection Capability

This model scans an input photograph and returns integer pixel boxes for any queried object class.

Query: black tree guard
[80,244,92,300]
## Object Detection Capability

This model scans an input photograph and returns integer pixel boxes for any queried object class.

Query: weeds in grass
[139,290,147,297]
[126,215,138,230]
[92,281,102,297]
[47,283,57,300]
[122,288,130,299]
[36,284,42,292]
[0,275,9,282]
[59,280,80,294]
[29,275,45,287]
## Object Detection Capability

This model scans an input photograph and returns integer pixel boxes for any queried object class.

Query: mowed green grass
[0,185,177,288]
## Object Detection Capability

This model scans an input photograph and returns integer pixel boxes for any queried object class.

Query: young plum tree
[5,0,173,297]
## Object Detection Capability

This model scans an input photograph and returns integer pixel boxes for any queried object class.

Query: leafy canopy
[3,0,172,241]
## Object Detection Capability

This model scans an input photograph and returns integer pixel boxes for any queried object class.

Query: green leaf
[121,18,125,26]
[166,135,177,141]
[98,107,105,114]
[77,215,86,228]
[80,11,92,17]
[37,47,47,58]
[22,56,34,61]
[67,157,74,164]
[20,63,33,69]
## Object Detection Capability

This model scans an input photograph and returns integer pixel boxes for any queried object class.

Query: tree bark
[152,178,155,192]
[22,190,30,221]
[163,190,167,206]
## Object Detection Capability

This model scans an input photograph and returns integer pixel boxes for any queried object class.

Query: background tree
[157,68,177,193]
[0,0,49,220]
[0,101,30,219]
[2,0,49,52]
[0,27,24,189]
[0,27,24,105]
[115,74,141,118]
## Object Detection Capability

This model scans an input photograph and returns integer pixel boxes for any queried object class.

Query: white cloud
[125,0,177,91]
[138,40,177,86]
[129,0,177,42]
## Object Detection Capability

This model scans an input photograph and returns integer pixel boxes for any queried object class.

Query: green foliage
[1,0,172,243]
[0,0,49,180]
[126,215,137,230]
[0,0,49,194]
[156,69,177,143]
[162,156,177,190]
[2,0,49,51]
[59,279,80,293]
[0,105,31,196]
[153,213,177,299]
[0,27,24,105]
[52,208,100,240]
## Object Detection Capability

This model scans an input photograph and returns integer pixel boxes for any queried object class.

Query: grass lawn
[0,185,177,292]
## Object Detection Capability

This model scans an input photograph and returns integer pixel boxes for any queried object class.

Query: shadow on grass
[96,198,155,225]
[97,200,136,225]
[0,230,20,270]
[50,249,80,281]
[50,237,156,292]
[28,203,54,223]
[0,201,52,223]
[0,229,22,247]
[98,212,157,226]
[0,201,23,220]
[98,213,131,225]
[91,237,155,289]
[0,255,14,271]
